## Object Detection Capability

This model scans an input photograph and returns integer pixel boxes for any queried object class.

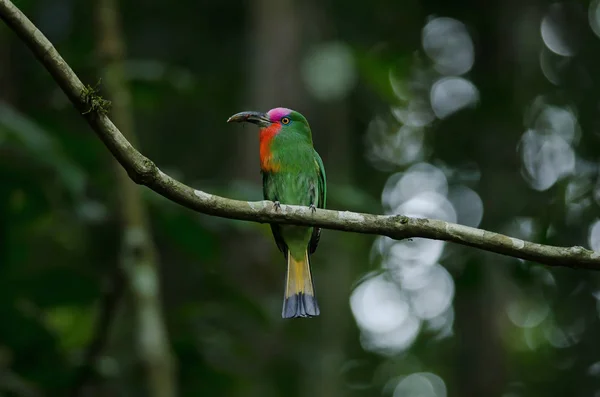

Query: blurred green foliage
[2,0,600,396]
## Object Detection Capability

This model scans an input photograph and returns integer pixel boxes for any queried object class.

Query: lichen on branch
[81,79,111,115]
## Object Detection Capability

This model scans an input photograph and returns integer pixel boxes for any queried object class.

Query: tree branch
[1,0,599,270]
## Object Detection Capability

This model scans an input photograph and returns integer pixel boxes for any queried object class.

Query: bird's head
[227,107,312,142]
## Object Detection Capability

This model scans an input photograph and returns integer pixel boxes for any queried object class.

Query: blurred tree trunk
[454,260,507,397]
[308,100,360,397]
[449,0,524,394]
[299,4,363,397]
[86,1,177,396]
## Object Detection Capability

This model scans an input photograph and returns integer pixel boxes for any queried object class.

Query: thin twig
[0,0,599,271]
[70,269,125,397]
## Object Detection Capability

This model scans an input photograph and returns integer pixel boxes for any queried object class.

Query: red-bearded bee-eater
[227,107,326,319]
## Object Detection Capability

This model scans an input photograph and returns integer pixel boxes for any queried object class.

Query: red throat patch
[259,124,281,172]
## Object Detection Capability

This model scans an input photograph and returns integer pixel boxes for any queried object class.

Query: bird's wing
[314,151,327,209]
[309,151,326,254]
[262,171,288,258]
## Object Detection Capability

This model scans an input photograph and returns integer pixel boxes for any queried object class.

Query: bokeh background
[2,0,600,396]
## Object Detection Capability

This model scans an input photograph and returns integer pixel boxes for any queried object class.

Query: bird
[227,107,326,319]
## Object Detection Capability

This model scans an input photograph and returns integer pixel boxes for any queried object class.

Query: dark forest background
[2,0,600,396]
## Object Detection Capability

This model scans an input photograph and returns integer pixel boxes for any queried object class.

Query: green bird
[227,107,326,319]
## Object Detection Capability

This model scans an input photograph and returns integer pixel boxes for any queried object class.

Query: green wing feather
[309,150,326,254]
[262,172,289,258]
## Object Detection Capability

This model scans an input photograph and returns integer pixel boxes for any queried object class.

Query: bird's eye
[281,117,290,125]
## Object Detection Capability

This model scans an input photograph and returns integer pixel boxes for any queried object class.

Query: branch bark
[0,0,599,270]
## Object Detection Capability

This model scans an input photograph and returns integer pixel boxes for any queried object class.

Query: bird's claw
[273,201,281,211]
[309,204,317,214]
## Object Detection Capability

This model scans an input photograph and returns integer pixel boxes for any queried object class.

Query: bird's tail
[282,250,320,318]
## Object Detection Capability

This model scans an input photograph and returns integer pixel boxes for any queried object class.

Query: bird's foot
[273,201,281,211]
[309,204,317,214]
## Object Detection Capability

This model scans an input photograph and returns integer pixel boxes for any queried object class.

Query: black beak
[227,111,271,128]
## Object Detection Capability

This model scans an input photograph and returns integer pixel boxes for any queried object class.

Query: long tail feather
[282,250,319,318]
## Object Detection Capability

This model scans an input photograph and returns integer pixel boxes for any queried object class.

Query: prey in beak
[227,111,271,128]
